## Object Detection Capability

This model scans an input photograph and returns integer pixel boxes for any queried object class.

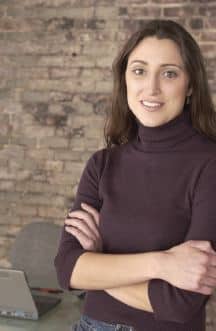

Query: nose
[145,74,160,95]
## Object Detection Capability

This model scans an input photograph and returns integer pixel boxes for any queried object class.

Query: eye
[132,68,146,75]
[163,71,178,79]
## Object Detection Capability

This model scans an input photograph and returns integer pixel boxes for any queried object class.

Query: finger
[188,240,216,254]
[196,284,213,295]
[65,217,97,239]
[65,226,94,250]
[68,210,96,225]
[65,215,100,239]
[81,203,100,227]
[68,210,88,220]
[67,210,96,227]
[68,209,100,235]
[210,255,216,267]
[201,276,216,288]
[207,266,216,278]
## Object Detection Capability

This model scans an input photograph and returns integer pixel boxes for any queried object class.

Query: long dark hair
[104,19,216,148]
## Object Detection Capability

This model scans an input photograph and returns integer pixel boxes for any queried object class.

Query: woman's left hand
[64,202,103,252]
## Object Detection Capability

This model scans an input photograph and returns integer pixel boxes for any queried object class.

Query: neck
[132,109,197,151]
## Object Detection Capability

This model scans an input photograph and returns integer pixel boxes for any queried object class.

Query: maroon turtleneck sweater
[54,109,216,331]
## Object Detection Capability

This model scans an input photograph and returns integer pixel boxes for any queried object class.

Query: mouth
[140,100,164,112]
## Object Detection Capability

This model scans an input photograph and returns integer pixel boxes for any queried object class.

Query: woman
[54,19,216,331]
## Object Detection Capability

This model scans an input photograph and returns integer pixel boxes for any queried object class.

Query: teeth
[141,101,162,108]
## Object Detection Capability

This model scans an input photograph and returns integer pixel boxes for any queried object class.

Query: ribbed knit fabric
[55,109,216,331]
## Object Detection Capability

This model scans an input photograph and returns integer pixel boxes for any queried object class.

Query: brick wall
[0,1,215,328]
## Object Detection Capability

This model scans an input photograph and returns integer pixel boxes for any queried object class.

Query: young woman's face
[125,37,192,127]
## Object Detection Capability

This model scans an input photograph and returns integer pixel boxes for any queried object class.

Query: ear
[187,86,193,97]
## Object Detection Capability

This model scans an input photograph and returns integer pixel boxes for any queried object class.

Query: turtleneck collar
[132,109,197,151]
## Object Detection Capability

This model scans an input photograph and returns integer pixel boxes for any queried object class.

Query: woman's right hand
[163,240,216,295]
[65,202,103,253]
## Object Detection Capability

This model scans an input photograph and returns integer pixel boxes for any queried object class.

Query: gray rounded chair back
[9,222,62,289]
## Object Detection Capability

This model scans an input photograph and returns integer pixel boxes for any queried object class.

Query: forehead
[128,37,184,65]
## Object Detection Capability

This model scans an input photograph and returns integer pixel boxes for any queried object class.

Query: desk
[0,292,84,331]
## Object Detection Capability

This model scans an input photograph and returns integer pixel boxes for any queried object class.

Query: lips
[140,100,164,107]
[140,100,164,112]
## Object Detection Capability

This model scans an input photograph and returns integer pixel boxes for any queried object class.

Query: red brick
[164,6,195,17]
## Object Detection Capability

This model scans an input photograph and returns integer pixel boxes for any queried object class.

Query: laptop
[0,268,61,320]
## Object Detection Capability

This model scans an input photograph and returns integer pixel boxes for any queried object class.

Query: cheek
[126,78,142,96]
[164,82,188,99]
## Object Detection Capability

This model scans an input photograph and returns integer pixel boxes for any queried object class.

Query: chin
[146,121,165,128]
[137,115,168,128]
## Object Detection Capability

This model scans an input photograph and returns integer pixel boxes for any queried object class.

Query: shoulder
[90,143,129,162]
[191,134,216,189]
[85,147,110,181]
[89,146,111,166]
[193,133,216,178]
[88,143,129,177]
[190,130,216,158]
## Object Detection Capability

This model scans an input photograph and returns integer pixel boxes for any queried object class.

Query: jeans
[72,314,135,331]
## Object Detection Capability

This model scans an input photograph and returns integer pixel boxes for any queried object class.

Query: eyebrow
[128,60,183,70]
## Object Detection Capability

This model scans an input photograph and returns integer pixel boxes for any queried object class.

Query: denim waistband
[73,314,135,331]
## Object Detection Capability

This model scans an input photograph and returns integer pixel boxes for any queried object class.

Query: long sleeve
[148,157,216,324]
[54,149,106,290]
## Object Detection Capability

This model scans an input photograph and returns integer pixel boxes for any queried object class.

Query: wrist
[156,251,172,281]
[149,251,170,280]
